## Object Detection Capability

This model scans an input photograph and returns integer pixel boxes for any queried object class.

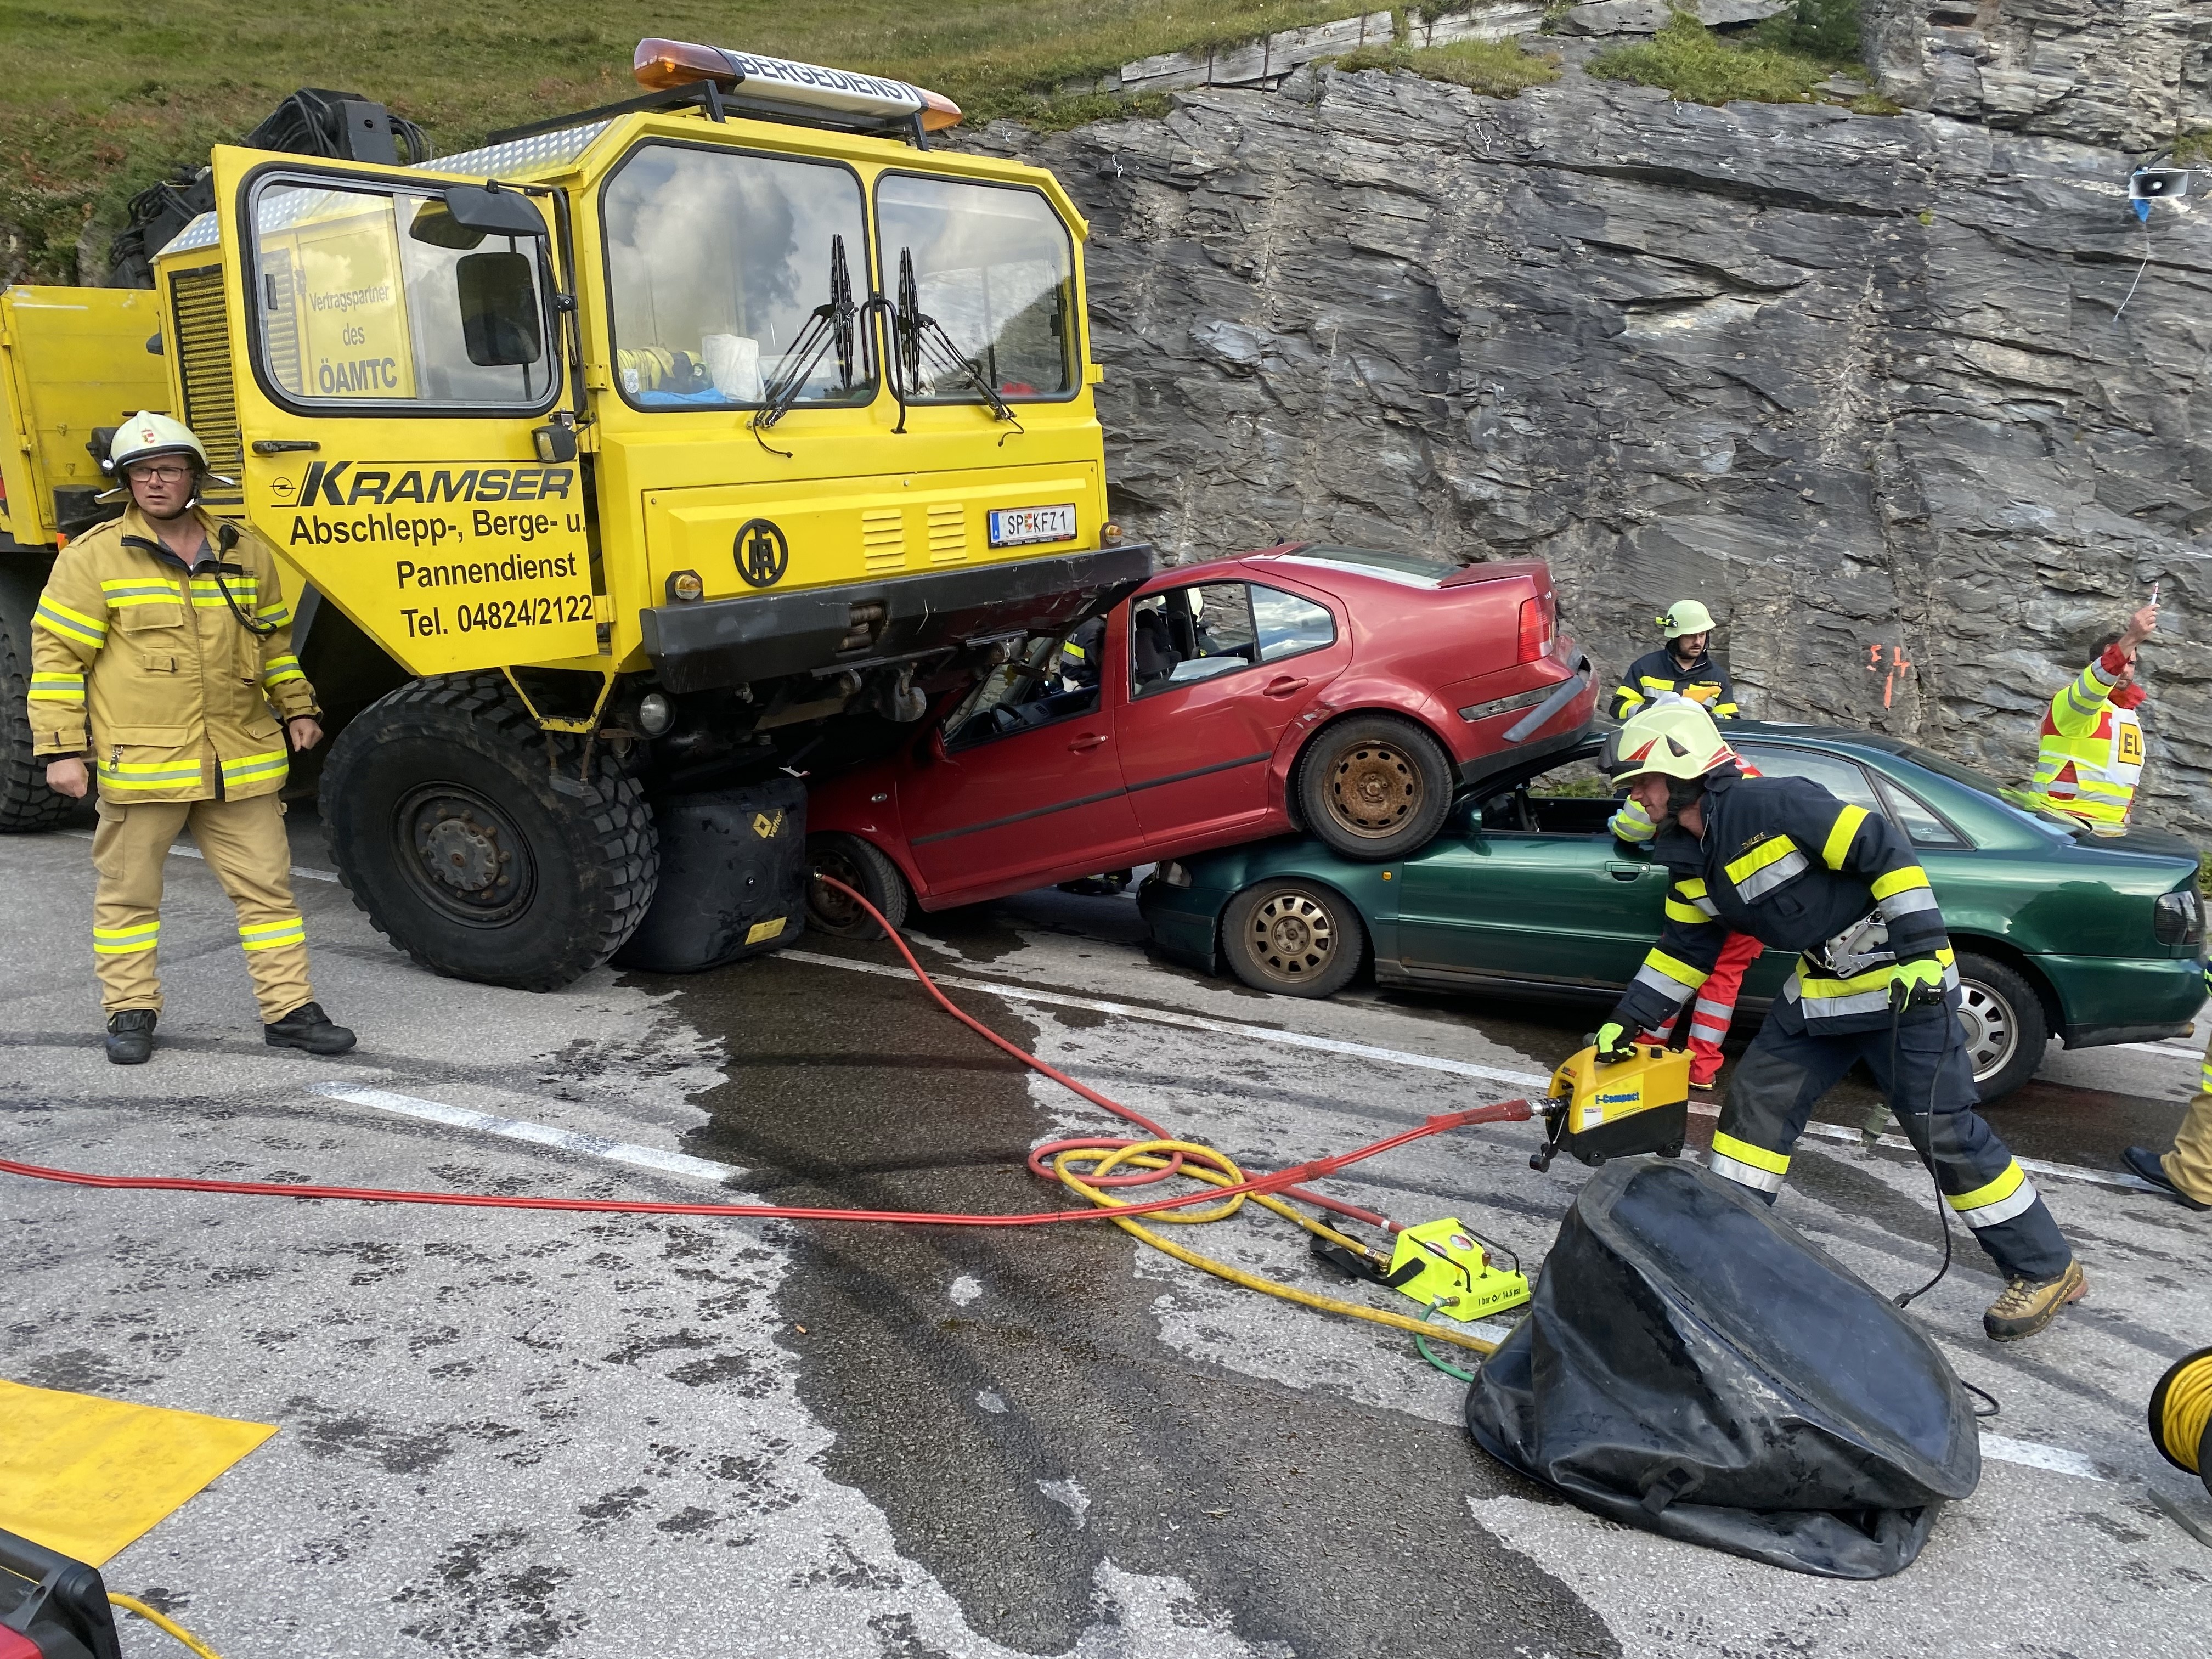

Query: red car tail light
[1517,594,1556,663]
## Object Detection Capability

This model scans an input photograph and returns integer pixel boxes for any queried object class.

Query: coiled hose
[2151,1346,2212,1497]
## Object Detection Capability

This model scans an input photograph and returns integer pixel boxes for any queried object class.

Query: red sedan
[804,544,1595,934]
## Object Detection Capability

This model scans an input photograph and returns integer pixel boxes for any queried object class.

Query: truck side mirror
[444,183,549,237]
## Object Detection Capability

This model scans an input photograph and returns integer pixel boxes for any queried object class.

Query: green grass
[2174,128,2212,167]
[0,1,1368,281]
[1331,36,1563,98]
[1588,12,1835,106]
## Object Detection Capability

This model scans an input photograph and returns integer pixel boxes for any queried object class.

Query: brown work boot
[1983,1259,2087,1342]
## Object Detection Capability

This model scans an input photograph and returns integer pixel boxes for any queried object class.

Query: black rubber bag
[1466,1159,1978,1578]
[613,779,806,972]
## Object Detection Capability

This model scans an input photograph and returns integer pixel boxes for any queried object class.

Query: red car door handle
[1068,732,1109,752]
[1262,676,1310,697]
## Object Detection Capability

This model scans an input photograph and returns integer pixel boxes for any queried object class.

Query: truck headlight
[636,692,674,737]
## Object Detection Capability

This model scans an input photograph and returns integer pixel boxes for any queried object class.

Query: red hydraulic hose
[0,878,1530,1226]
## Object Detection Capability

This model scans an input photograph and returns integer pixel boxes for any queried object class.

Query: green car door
[1395,792,1673,990]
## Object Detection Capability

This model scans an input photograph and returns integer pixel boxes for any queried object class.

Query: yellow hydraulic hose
[2151,1346,2212,1496]
[1052,1139,1502,1357]
[110,1594,226,1659]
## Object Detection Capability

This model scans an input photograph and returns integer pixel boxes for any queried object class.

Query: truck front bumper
[639,543,1156,695]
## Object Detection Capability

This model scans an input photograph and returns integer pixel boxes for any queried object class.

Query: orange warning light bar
[633,38,963,131]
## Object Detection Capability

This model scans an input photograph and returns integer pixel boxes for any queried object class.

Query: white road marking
[61,828,341,882]
[782,952,2160,1193]
[309,1082,738,1183]
[1979,1433,2103,1481]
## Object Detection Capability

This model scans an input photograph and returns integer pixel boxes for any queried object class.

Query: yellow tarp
[0,1379,276,1566]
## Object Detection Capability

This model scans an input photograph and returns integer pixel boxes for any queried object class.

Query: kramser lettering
[393,553,581,589]
[292,462,574,509]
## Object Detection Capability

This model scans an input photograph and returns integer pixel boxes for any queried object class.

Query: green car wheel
[1954,951,2048,1103]
[1223,878,1364,998]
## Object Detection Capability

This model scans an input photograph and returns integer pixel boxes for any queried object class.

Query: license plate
[988,504,1077,548]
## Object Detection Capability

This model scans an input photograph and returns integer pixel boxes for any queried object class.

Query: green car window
[1734,744,1881,813]
[1874,776,1967,849]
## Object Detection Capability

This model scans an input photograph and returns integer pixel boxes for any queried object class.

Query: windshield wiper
[751,233,857,456]
[890,246,1023,443]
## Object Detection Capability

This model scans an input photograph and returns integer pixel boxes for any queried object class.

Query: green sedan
[1138,725,2207,1099]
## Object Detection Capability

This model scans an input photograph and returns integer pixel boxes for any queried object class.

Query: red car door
[1115,578,1348,843]
[901,641,1142,900]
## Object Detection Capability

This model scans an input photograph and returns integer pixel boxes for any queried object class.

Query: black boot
[2123,1146,2212,1211]
[264,1002,356,1056]
[105,1009,156,1065]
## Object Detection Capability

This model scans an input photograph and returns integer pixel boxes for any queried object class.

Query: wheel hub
[1251,894,1333,979]
[421,814,506,894]
[1330,745,1416,834]
[1956,982,2014,1082]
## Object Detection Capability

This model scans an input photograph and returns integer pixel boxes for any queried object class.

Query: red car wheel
[806,833,910,940]
[1296,714,1453,860]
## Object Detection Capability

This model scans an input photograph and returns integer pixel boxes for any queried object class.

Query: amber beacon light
[634,38,963,130]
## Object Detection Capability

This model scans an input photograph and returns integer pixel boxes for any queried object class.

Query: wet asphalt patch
[649,950,1619,1658]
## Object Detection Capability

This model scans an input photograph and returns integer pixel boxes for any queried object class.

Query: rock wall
[967,61,2212,838]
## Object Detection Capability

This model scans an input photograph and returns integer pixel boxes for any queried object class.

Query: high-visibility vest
[2030,658,2143,830]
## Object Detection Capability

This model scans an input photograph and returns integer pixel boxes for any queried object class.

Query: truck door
[208,145,599,674]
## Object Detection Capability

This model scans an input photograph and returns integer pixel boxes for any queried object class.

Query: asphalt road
[3,809,2209,1658]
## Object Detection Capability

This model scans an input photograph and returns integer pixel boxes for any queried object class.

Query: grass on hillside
[0,0,1369,283]
[2174,129,2212,167]
[1331,36,1562,99]
[1589,12,1838,108]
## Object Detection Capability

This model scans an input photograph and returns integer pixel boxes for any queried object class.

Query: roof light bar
[634,39,963,131]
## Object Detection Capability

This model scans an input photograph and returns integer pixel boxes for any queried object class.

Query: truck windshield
[249,177,556,410]
[876,175,1075,402]
[602,144,874,410]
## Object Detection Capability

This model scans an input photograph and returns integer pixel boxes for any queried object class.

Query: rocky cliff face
[968,55,2212,837]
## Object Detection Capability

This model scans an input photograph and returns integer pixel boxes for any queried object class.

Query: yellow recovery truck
[0,39,1152,986]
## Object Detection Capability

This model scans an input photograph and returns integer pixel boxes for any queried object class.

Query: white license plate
[988,504,1077,548]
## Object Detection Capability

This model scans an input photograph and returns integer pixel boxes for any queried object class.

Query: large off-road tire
[805,832,910,940]
[1294,713,1453,861]
[1954,951,2049,1104]
[1222,877,1365,998]
[0,567,75,832]
[320,672,658,990]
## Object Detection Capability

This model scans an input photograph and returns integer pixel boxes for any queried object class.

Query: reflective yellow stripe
[1724,835,1799,885]
[1870,865,1930,900]
[28,672,85,702]
[35,600,107,646]
[92,922,159,955]
[1711,1132,1790,1176]
[1664,899,1708,924]
[220,750,289,785]
[1820,805,1867,870]
[1644,949,1706,989]
[262,654,305,687]
[239,917,306,951]
[1677,877,1708,898]
[1947,1161,2024,1215]
[99,580,182,599]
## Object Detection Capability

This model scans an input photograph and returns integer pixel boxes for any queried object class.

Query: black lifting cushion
[1466,1159,1979,1578]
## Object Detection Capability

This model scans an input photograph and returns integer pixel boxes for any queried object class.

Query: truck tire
[805,832,910,940]
[1294,714,1453,861]
[320,672,658,990]
[1222,876,1364,998]
[1954,951,2048,1104]
[0,570,74,833]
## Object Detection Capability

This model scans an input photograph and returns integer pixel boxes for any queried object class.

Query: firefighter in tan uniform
[29,413,356,1064]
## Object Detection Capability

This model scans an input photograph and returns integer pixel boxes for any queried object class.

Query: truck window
[248,176,557,410]
[602,144,873,409]
[876,174,1075,402]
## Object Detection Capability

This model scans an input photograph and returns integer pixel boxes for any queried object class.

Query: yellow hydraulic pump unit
[1383,1216,1530,1321]
[1530,1042,1691,1172]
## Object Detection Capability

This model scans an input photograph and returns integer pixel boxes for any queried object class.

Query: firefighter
[28,412,355,1065]
[2120,965,2212,1212]
[1597,699,2083,1341]
[1610,599,1741,721]
[1605,703,1762,1089]
[2028,601,2157,834]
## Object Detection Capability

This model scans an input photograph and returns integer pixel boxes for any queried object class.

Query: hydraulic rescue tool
[1529,1041,1691,1172]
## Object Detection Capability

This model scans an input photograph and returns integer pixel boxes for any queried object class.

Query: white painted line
[62,828,341,883]
[784,951,2160,1194]
[781,950,1556,1091]
[309,1082,737,1183]
[1979,1432,2103,1481]
[2112,1039,2203,1059]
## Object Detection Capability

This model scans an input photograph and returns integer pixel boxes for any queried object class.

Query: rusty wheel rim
[1327,742,1421,838]
[1245,890,1336,984]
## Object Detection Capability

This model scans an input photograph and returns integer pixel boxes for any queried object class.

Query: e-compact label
[275,459,594,642]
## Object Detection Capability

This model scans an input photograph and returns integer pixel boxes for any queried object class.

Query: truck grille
[170,265,244,506]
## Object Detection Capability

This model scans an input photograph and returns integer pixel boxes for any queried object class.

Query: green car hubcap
[1249,891,1335,983]
[1956,980,2016,1085]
